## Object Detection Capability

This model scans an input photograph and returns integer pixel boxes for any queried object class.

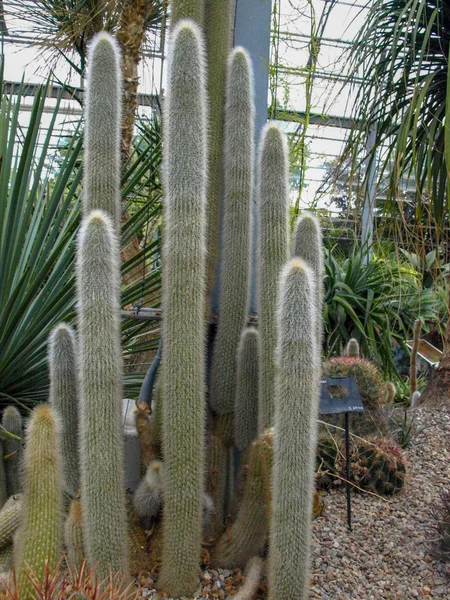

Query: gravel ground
[139,406,449,599]
[309,406,450,600]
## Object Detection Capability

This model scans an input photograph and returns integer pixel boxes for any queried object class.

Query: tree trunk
[419,284,450,406]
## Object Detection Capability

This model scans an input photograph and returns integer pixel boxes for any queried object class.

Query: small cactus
[49,323,80,497]
[2,406,23,497]
[269,259,321,600]
[292,212,324,350]
[15,405,64,598]
[65,500,85,570]
[345,338,360,358]
[133,461,164,530]
[235,328,260,452]
[210,47,254,417]
[84,32,122,227]
[213,430,273,569]
[257,123,289,432]
[77,211,128,579]
[350,436,406,496]
[158,20,208,597]
[0,494,22,549]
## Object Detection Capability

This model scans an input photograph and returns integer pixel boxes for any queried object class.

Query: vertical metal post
[344,412,352,531]
[361,126,377,264]
[233,0,272,313]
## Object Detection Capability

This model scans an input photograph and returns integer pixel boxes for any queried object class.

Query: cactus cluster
[6,4,329,598]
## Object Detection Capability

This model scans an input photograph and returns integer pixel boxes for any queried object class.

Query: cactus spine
[49,323,80,497]
[293,212,324,350]
[204,0,234,303]
[210,47,254,416]
[235,328,260,452]
[77,210,128,579]
[133,461,164,530]
[15,405,63,598]
[268,259,321,600]
[65,500,85,570]
[170,0,204,27]
[158,21,208,597]
[257,123,289,432]
[2,406,22,496]
[84,32,121,227]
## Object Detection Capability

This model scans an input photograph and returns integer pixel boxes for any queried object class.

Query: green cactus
[204,0,234,305]
[350,436,406,496]
[65,500,85,570]
[2,406,23,496]
[205,434,228,538]
[210,47,254,417]
[257,123,289,432]
[0,494,22,549]
[158,20,208,597]
[170,0,204,27]
[316,430,344,490]
[268,258,321,600]
[292,212,324,349]
[49,323,80,497]
[0,544,12,575]
[15,405,64,599]
[133,461,164,530]
[212,430,273,569]
[235,328,260,452]
[84,32,121,227]
[345,337,360,358]
[77,211,128,579]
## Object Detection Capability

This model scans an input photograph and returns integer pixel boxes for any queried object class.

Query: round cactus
[350,436,406,496]
[345,338,360,358]
[316,430,344,490]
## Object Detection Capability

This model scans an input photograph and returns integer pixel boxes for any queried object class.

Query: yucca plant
[323,244,436,374]
[0,67,163,408]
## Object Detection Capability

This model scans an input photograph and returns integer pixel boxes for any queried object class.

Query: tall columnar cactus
[235,328,260,452]
[257,123,289,432]
[210,47,254,417]
[170,0,204,27]
[292,212,324,350]
[268,259,321,600]
[84,32,122,227]
[15,405,63,598]
[204,0,234,304]
[49,323,80,497]
[158,20,208,597]
[2,406,23,496]
[77,210,128,578]
[65,500,85,570]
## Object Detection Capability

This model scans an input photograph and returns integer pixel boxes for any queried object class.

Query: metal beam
[275,108,361,130]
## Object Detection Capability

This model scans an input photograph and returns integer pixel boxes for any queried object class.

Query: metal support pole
[233,0,272,314]
[361,126,377,264]
[344,412,352,531]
